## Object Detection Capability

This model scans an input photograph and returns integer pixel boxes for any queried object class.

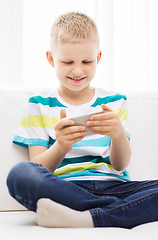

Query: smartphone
[70,109,105,136]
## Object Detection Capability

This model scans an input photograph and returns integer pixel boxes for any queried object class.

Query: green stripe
[20,115,59,129]
[54,162,105,175]
[91,94,127,107]
[115,109,128,121]
[56,169,130,182]
[29,96,67,108]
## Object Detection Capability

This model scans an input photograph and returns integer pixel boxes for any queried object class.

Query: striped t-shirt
[13,88,130,182]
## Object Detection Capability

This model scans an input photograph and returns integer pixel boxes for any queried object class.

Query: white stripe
[107,99,127,111]
[83,134,107,140]
[15,126,54,140]
[121,119,129,132]
[27,97,127,118]
[64,176,125,182]
[93,164,123,176]
[28,102,61,117]
[65,146,110,159]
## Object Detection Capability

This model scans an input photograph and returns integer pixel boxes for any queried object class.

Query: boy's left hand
[86,104,124,139]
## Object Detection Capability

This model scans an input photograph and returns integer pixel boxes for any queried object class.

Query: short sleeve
[116,96,130,140]
[13,96,49,148]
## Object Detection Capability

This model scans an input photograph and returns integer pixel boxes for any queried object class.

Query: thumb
[60,108,66,119]
[101,104,113,112]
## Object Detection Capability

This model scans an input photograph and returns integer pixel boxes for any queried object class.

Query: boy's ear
[97,50,102,64]
[46,51,54,67]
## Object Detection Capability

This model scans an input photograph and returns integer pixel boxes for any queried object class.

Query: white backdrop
[0,0,158,92]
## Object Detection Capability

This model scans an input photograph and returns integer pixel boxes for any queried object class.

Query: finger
[72,136,86,143]
[63,125,86,135]
[64,130,87,140]
[88,126,111,135]
[60,108,66,119]
[90,111,114,121]
[87,119,113,127]
[101,104,113,112]
[55,118,74,130]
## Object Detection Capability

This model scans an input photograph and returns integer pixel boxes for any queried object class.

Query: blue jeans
[7,162,158,228]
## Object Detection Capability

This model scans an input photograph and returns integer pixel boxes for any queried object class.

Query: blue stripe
[73,136,111,148]
[91,94,127,107]
[126,131,130,140]
[29,96,67,108]
[13,135,49,148]
[58,156,110,168]
[57,169,130,182]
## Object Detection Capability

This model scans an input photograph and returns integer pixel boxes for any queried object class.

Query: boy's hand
[54,109,87,153]
[86,104,124,140]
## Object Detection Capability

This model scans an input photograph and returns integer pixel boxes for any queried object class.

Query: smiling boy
[7,12,158,228]
[47,41,101,106]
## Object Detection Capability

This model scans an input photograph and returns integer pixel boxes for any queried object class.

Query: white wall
[0,0,23,87]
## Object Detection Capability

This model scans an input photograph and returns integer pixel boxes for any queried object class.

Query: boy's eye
[82,61,93,64]
[62,61,73,64]
[62,60,93,64]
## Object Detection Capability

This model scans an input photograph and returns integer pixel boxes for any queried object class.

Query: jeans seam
[102,181,158,195]
[73,182,101,199]
[90,208,102,227]
[92,181,97,192]
[105,191,158,215]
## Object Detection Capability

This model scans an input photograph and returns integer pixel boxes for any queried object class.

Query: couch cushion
[0,89,32,210]
[127,91,158,180]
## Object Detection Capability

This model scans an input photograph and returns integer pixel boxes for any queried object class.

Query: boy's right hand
[54,109,87,153]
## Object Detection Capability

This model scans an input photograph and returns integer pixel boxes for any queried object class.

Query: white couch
[0,88,158,240]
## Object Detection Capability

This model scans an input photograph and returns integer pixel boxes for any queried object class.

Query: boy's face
[47,41,101,95]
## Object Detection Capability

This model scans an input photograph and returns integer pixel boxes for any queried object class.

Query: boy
[7,12,158,228]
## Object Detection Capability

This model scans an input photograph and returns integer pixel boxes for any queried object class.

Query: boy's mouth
[68,76,86,83]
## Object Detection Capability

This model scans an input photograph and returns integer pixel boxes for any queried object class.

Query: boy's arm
[109,128,131,171]
[28,109,86,172]
[87,104,131,171]
[29,141,69,172]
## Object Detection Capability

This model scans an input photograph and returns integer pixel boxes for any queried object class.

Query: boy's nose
[71,66,82,76]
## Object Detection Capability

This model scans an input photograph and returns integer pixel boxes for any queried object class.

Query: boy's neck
[58,86,95,106]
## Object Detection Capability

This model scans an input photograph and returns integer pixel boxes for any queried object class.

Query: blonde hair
[50,12,100,52]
